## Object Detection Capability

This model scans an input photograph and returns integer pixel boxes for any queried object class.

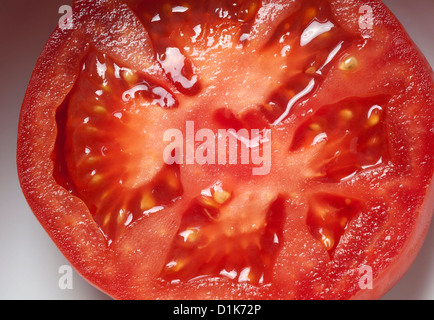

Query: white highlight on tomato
[300,21,334,46]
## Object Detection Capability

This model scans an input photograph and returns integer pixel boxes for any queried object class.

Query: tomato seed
[339,56,358,71]
[213,190,231,204]
[140,193,156,211]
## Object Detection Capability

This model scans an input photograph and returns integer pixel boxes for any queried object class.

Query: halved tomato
[17,0,434,300]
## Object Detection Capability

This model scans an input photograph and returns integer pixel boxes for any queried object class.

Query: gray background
[0,0,433,300]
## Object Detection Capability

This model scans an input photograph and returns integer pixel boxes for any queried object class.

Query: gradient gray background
[0,0,433,300]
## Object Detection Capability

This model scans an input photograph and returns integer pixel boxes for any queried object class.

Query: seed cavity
[160,193,286,286]
[290,96,389,182]
[306,193,363,257]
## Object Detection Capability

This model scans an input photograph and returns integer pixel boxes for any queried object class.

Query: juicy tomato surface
[17,0,434,300]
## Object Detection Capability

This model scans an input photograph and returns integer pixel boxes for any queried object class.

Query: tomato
[17,0,434,300]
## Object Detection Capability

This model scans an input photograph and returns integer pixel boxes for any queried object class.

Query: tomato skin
[17,0,434,300]
[350,2,434,299]
[353,183,434,300]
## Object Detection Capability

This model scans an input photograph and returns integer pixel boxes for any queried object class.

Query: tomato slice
[17,0,434,300]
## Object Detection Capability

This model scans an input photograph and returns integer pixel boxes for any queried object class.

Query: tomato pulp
[17,0,434,299]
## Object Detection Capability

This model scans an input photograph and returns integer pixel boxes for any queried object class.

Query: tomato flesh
[17,0,434,300]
